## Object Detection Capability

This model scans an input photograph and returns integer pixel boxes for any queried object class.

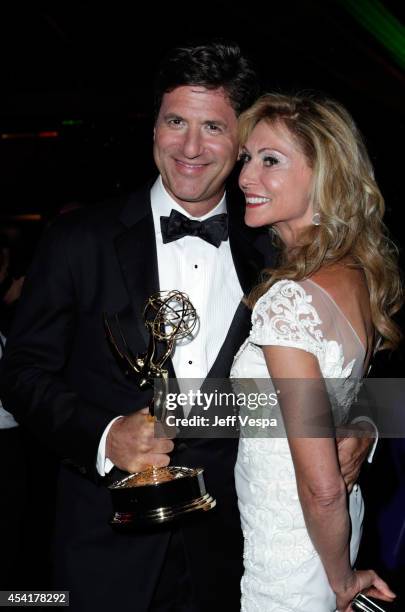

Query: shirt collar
[151,176,227,223]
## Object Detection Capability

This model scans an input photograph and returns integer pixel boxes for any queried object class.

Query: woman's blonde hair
[239,93,402,350]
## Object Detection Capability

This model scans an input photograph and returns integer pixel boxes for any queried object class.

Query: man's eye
[264,155,279,166]
[206,123,222,133]
[238,152,251,164]
[167,118,184,127]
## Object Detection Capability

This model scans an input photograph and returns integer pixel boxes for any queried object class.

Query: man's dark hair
[154,40,260,117]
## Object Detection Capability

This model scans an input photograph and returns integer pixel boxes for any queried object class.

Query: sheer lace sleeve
[250,279,362,380]
[250,280,324,358]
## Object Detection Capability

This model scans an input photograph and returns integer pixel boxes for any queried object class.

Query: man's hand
[106,407,175,473]
[336,422,375,492]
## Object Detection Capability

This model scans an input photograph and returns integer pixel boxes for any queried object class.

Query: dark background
[0,1,404,605]
[0,2,403,226]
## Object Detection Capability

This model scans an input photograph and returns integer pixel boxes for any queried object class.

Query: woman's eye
[238,152,251,164]
[264,155,279,166]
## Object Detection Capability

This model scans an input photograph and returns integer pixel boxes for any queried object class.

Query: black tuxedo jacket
[0,183,271,611]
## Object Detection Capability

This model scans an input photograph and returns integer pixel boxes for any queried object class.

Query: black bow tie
[160,210,228,248]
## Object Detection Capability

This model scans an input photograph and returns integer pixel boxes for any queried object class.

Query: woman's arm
[263,344,354,592]
[263,345,395,609]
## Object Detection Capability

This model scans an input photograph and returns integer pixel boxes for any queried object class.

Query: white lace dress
[231,279,366,612]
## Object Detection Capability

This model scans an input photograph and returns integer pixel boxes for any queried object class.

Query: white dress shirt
[97,177,243,475]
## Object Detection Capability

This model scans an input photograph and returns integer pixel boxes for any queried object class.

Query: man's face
[153,86,239,216]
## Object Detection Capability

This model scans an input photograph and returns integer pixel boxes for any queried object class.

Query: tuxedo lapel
[227,197,266,297]
[201,193,266,381]
[202,300,251,382]
[186,199,268,415]
[115,188,159,346]
[114,185,176,380]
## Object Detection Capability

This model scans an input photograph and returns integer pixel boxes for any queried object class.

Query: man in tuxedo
[0,41,372,611]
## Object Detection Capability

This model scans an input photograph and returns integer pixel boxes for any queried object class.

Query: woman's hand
[336,569,396,611]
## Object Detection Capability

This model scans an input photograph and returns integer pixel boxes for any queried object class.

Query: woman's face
[239,120,314,246]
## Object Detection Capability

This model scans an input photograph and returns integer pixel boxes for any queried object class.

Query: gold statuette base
[108,466,216,528]
[110,493,216,527]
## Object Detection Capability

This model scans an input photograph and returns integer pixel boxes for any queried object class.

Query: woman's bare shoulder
[309,260,369,304]
[309,260,374,355]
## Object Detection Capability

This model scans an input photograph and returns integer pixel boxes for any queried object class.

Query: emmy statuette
[103,290,216,528]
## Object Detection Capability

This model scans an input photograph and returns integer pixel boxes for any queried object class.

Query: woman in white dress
[231,94,402,611]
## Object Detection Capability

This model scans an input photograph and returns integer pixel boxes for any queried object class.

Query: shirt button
[188,360,193,365]
[194,265,198,269]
